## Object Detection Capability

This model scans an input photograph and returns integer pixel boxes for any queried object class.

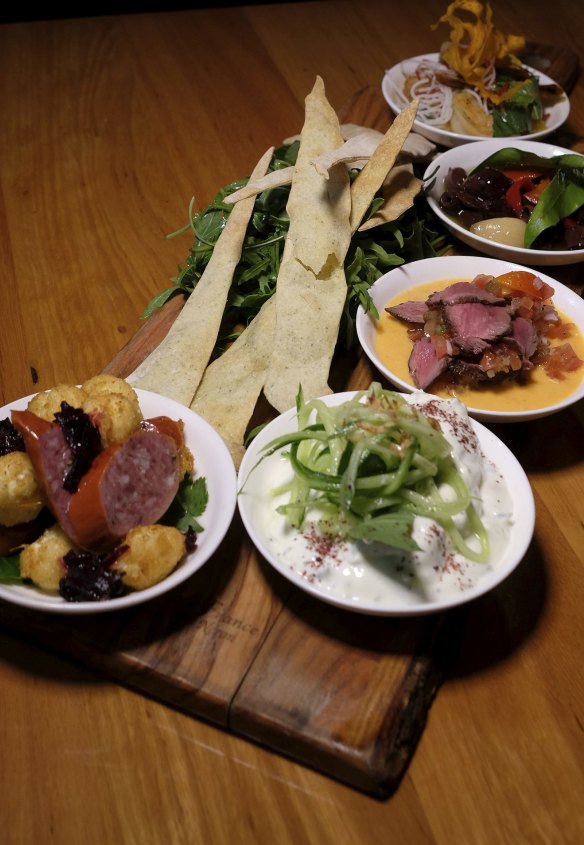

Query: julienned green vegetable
[143,142,449,354]
[250,384,490,563]
[471,147,584,248]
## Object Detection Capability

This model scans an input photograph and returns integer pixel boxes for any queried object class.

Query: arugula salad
[143,140,449,355]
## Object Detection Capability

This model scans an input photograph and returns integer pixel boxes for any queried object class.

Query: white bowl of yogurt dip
[237,387,535,616]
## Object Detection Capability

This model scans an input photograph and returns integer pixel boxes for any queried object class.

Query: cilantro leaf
[162,476,208,534]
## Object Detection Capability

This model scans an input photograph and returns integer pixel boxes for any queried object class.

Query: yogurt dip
[244,393,514,609]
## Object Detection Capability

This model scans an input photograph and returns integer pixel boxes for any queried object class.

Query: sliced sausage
[66,428,180,551]
[11,409,74,534]
[140,416,185,448]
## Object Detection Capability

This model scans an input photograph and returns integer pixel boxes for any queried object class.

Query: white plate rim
[423,138,584,265]
[237,390,535,617]
[382,52,570,148]
[0,388,237,614]
[355,255,584,422]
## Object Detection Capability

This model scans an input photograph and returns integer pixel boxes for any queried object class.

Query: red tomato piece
[494,271,555,301]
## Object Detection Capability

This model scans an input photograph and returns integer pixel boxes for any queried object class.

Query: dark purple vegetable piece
[0,418,25,456]
[59,544,129,602]
[440,166,513,217]
[54,402,102,493]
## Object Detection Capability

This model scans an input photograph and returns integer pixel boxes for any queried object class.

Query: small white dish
[424,139,584,266]
[0,389,237,614]
[382,53,570,148]
[355,255,584,423]
[237,390,535,616]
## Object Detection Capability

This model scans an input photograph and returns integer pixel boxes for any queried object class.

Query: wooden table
[1,1,584,842]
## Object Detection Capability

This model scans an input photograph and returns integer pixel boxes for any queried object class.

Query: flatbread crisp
[126,145,274,405]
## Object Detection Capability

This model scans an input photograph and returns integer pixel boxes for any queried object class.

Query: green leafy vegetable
[0,554,21,583]
[143,145,450,355]
[492,106,532,138]
[248,384,490,561]
[161,475,209,534]
[471,148,584,174]
[491,72,543,137]
[525,169,584,247]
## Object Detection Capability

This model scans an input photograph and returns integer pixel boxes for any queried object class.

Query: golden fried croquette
[20,524,73,591]
[113,524,186,590]
[178,443,194,478]
[27,384,87,422]
[0,452,44,526]
[82,374,138,403]
[82,392,143,448]
[80,375,143,448]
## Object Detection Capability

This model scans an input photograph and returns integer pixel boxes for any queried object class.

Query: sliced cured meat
[444,302,512,342]
[408,336,448,389]
[11,409,74,534]
[385,300,428,324]
[426,281,505,306]
[448,358,489,387]
[511,316,539,360]
[67,429,180,551]
[453,336,490,356]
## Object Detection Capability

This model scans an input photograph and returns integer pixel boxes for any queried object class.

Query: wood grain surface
[1,2,584,843]
[0,82,461,800]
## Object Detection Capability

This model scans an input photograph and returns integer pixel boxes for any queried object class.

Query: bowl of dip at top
[355,255,584,423]
[423,139,584,266]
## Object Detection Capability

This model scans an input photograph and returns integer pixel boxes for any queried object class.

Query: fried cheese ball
[81,374,138,403]
[27,384,88,422]
[19,524,74,591]
[80,374,143,448]
[82,392,143,448]
[0,452,44,526]
[112,524,186,591]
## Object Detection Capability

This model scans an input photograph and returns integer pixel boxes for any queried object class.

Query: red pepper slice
[505,176,534,217]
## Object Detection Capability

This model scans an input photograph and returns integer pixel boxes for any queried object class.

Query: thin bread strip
[263,76,352,414]
[190,297,276,468]
[349,99,419,232]
[224,167,294,204]
[126,145,274,405]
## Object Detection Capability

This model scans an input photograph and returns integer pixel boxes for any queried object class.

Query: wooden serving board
[0,45,580,798]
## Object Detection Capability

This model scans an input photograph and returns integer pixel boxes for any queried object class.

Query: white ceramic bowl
[0,389,237,614]
[424,139,584,266]
[382,53,570,148]
[355,255,584,423]
[237,390,535,617]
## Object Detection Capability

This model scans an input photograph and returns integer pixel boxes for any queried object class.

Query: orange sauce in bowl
[373,278,584,413]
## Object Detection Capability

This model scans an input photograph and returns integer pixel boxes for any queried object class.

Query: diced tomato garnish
[431,334,450,359]
[542,344,584,380]
[494,270,555,301]
[544,321,574,340]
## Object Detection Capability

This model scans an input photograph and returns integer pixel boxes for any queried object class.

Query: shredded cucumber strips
[260,385,490,562]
